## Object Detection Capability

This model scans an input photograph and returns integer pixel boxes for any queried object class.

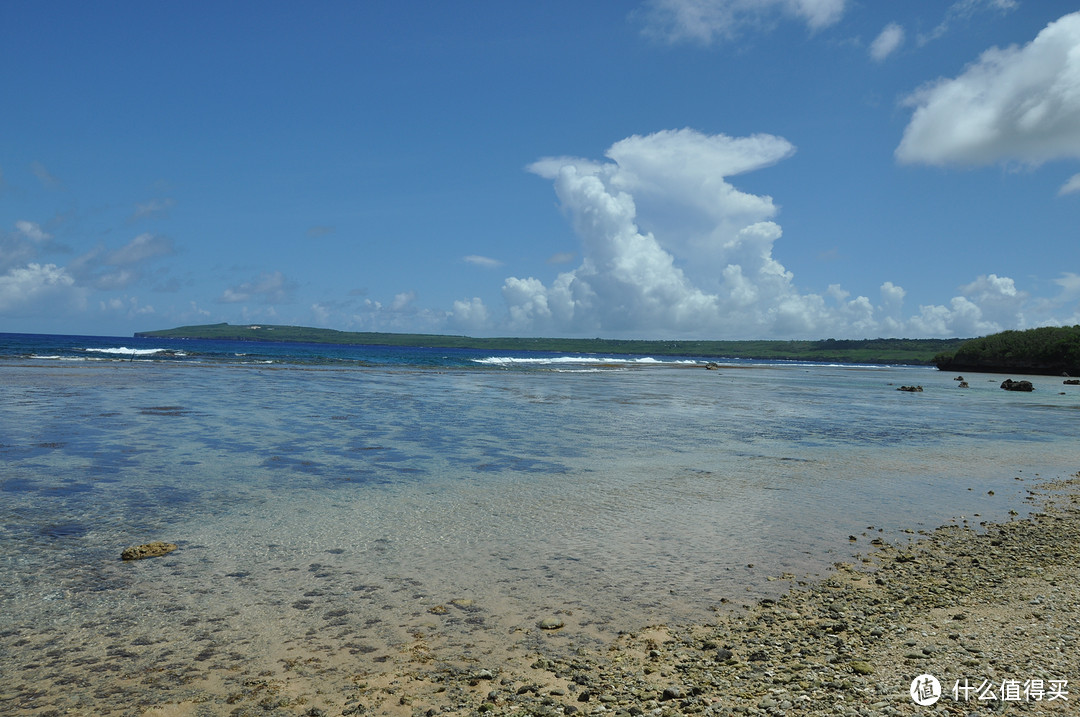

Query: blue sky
[2,0,1078,339]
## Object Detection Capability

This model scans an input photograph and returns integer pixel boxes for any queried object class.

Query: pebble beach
[294,474,1077,717]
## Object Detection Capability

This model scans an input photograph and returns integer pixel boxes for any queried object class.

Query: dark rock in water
[954,376,964,381]
[958,381,970,388]
[897,385,923,392]
[121,541,178,560]
[1064,379,1080,385]
[704,362,721,370]
[1000,379,1034,392]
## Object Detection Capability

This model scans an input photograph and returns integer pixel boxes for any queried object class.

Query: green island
[136,322,967,365]
[934,325,1080,376]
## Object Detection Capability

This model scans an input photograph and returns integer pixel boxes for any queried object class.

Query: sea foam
[472,355,697,366]
[84,346,182,356]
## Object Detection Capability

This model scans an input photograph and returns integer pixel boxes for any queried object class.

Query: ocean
[2,332,1079,713]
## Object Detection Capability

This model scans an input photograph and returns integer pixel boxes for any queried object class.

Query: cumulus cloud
[464,255,503,269]
[638,0,846,44]
[897,12,1080,167]
[870,23,904,62]
[498,128,1074,339]
[508,129,815,337]
[219,271,297,304]
[390,291,417,311]
[450,297,490,333]
[0,263,80,315]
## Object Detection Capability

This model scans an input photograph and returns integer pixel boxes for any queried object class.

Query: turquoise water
[2,334,1079,712]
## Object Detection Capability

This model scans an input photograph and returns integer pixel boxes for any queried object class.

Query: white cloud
[902,274,1035,337]
[94,269,140,291]
[311,302,332,326]
[343,294,447,333]
[0,263,80,315]
[919,0,1019,46]
[512,129,823,337]
[870,23,904,62]
[100,295,155,318]
[958,273,1026,327]
[1059,173,1080,195]
[390,291,417,311]
[219,271,296,304]
[464,255,503,269]
[897,12,1080,167]
[450,297,490,332]
[108,233,175,265]
[502,129,1076,339]
[879,281,906,320]
[15,220,51,242]
[1056,272,1080,299]
[638,0,846,44]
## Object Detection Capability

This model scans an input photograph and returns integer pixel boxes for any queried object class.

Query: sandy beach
[66,473,1070,717]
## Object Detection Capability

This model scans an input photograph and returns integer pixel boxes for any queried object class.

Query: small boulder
[538,617,565,630]
[121,541,177,561]
[897,385,923,392]
[661,686,683,701]
[1064,379,1079,385]
[850,661,875,675]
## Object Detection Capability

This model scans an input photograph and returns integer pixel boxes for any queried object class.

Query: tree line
[934,326,1080,376]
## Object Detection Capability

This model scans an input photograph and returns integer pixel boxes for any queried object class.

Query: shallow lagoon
[2,344,1079,713]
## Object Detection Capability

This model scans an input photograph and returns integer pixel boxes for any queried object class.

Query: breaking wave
[472,355,699,367]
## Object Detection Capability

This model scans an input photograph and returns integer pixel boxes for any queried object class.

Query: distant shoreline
[135,322,967,366]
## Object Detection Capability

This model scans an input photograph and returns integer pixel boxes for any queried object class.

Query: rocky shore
[9,477,1077,716]
[307,475,1079,717]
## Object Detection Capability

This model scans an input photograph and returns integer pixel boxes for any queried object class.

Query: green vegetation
[934,326,1080,376]
[136,322,967,365]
